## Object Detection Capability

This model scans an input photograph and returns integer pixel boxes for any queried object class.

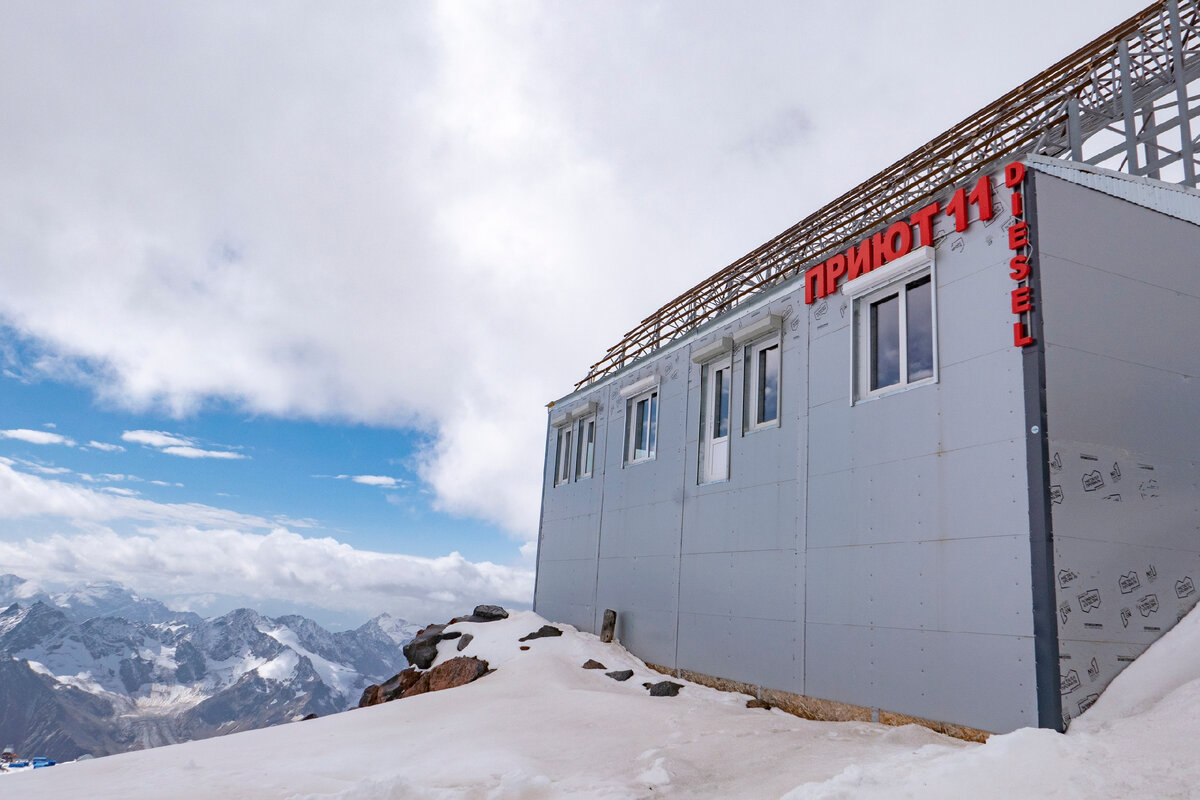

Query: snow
[2,608,1199,799]
[260,623,361,696]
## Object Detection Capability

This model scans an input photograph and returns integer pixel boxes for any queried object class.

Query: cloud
[0,459,274,530]
[121,430,193,448]
[160,445,246,460]
[0,526,533,622]
[0,1,1142,543]
[87,440,125,452]
[1,429,76,447]
[326,474,407,489]
[123,430,244,460]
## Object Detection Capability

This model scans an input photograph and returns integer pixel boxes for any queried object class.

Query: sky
[0,0,1148,628]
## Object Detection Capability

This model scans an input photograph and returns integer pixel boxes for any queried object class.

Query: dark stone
[646,681,683,697]
[301,713,319,720]
[472,605,509,621]
[581,659,606,670]
[606,670,634,682]
[440,631,462,640]
[600,609,617,643]
[402,624,447,669]
[456,633,474,652]
[519,645,530,651]
[518,625,563,642]
[746,699,772,710]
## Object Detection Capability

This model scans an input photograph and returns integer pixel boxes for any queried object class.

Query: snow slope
[2,608,1198,799]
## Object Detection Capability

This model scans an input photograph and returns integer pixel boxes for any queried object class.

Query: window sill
[852,376,937,406]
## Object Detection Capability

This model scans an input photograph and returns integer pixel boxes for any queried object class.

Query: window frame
[743,334,782,433]
[574,414,597,480]
[553,423,573,486]
[623,387,659,466]
[844,246,938,404]
[698,355,733,484]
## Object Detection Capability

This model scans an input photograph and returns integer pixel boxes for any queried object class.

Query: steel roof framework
[577,0,1200,388]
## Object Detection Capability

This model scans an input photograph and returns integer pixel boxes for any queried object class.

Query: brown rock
[520,645,530,651]
[402,656,491,699]
[746,699,772,710]
[582,659,606,670]
[358,684,383,707]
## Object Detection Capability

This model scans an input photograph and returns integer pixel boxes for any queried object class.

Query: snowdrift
[1,607,1197,799]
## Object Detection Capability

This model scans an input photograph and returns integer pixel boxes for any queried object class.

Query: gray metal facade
[534,161,1200,734]
[1034,171,1200,726]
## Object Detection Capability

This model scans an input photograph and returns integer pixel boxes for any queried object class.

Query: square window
[574,415,596,479]
[743,337,780,432]
[847,249,937,402]
[624,388,658,464]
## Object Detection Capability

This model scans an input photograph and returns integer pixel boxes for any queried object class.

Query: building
[533,0,1200,736]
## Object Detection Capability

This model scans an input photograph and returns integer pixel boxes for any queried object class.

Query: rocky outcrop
[582,659,606,670]
[359,657,490,707]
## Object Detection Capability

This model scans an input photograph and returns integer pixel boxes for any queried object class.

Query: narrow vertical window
[575,416,596,479]
[556,427,573,486]
[869,293,900,391]
[625,388,658,464]
[744,338,781,432]
[905,276,934,381]
[700,358,732,483]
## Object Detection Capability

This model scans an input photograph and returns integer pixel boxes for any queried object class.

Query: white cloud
[100,486,140,497]
[1,428,76,447]
[0,526,533,622]
[329,474,407,489]
[0,1,1145,543]
[87,440,125,452]
[121,430,193,448]
[160,445,246,460]
[0,459,274,529]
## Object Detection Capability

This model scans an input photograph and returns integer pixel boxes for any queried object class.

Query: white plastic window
[744,337,780,431]
[625,389,658,465]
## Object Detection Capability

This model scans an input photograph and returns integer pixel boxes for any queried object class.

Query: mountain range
[0,574,420,761]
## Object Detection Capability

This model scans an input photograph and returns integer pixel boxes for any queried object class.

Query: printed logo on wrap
[1077,589,1101,613]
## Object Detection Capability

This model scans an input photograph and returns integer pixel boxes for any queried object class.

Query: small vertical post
[1168,0,1197,186]
[1118,42,1140,175]
[600,609,617,643]
[1067,99,1084,162]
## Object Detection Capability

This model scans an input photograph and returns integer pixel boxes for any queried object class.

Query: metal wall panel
[804,623,1039,734]
[802,188,1040,732]
[1035,172,1200,727]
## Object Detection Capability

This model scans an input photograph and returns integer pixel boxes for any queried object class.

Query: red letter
[1009,254,1031,281]
[883,221,913,260]
[945,187,968,232]
[1011,285,1033,314]
[1013,321,1035,347]
[846,241,872,281]
[805,266,823,304]
[1009,221,1029,250]
[871,231,888,268]
[910,202,940,247]
[1005,162,1026,188]
[1011,191,1023,218]
[824,254,847,294]
[969,175,994,221]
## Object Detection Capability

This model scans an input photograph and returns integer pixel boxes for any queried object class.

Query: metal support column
[1169,0,1197,185]
[1119,42,1141,174]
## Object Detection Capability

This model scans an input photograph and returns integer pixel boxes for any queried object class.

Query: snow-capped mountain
[0,575,421,761]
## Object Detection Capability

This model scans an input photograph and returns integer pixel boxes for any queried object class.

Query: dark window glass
[906,276,934,382]
[647,392,658,455]
[714,368,729,438]
[870,293,901,390]
[758,345,780,424]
